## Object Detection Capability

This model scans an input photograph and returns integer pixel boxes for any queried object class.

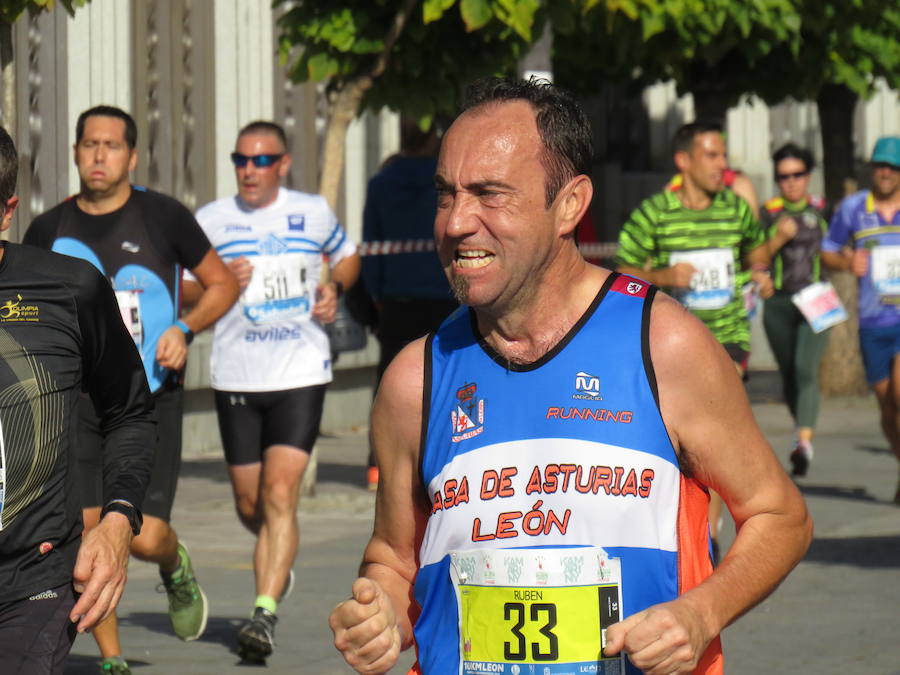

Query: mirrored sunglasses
[230,152,284,168]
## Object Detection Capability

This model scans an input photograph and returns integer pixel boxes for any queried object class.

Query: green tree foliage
[275,0,540,206]
[555,0,900,105]
[277,0,538,131]
[553,0,900,199]
[0,0,88,24]
[553,0,805,118]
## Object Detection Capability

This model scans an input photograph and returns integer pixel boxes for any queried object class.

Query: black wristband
[101,500,143,536]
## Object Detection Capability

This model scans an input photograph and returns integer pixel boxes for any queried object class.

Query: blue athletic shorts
[859,324,900,384]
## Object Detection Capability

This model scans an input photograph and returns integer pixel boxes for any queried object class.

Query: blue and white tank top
[414,272,721,675]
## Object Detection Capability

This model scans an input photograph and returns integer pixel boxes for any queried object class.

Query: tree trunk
[819,271,868,396]
[816,84,858,211]
[316,0,419,209]
[691,88,730,126]
[317,80,370,210]
[816,84,868,396]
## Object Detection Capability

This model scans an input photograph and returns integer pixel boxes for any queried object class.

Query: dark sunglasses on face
[872,162,900,172]
[230,152,284,168]
[775,171,809,182]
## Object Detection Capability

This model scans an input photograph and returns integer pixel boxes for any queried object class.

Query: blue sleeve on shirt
[823,192,863,252]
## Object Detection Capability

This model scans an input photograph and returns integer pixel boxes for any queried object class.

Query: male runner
[25,106,238,672]
[821,135,900,503]
[193,120,360,661]
[0,125,155,674]
[615,121,774,555]
[329,78,811,674]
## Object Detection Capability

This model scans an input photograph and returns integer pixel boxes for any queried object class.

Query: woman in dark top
[762,143,830,477]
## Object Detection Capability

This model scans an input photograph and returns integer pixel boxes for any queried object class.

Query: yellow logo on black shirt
[0,294,39,321]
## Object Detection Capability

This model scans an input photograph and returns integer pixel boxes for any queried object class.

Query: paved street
[65,374,900,674]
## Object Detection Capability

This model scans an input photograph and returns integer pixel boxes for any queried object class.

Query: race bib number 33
[451,549,624,675]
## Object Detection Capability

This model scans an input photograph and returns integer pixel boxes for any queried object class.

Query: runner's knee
[261,479,300,517]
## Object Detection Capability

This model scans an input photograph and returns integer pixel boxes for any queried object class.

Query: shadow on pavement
[118,612,244,648]
[855,444,893,456]
[179,458,369,489]
[317,462,367,488]
[795,484,879,503]
[179,459,231,483]
[65,655,151,672]
[804,534,900,568]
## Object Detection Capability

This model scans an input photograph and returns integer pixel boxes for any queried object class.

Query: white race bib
[114,290,143,349]
[451,548,624,675]
[668,248,734,310]
[870,245,900,298]
[241,254,313,324]
[791,281,848,333]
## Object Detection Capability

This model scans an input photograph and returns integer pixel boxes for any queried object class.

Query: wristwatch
[175,319,194,345]
[101,499,143,536]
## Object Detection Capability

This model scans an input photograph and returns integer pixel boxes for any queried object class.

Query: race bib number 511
[241,253,312,324]
[451,548,624,675]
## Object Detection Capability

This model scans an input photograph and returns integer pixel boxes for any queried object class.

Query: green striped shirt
[615,188,765,349]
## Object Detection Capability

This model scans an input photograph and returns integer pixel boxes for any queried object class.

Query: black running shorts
[214,385,327,466]
[0,583,77,675]
[77,388,183,521]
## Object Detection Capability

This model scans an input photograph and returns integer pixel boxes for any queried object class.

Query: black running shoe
[237,607,278,662]
[789,445,811,477]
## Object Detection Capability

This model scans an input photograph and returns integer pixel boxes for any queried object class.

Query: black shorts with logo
[214,385,327,466]
[0,583,77,675]
[77,388,183,521]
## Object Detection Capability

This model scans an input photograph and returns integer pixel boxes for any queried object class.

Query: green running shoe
[159,542,208,641]
[99,657,131,675]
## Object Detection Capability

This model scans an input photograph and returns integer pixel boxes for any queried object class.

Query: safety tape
[357,240,618,258]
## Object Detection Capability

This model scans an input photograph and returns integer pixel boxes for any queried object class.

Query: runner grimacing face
[433,101,560,316]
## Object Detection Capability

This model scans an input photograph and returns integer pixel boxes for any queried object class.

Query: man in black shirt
[0,125,155,674]
[25,106,239,669]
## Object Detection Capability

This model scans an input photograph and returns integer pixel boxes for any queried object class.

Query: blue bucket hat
[871,136,900,168]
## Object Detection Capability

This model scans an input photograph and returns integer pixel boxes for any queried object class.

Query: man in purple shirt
[822,135,900,503]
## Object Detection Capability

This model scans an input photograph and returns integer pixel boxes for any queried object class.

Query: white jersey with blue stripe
[195,187,356,391]
[414,273,720,674]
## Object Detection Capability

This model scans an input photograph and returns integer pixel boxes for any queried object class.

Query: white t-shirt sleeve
[319,197,357,266]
